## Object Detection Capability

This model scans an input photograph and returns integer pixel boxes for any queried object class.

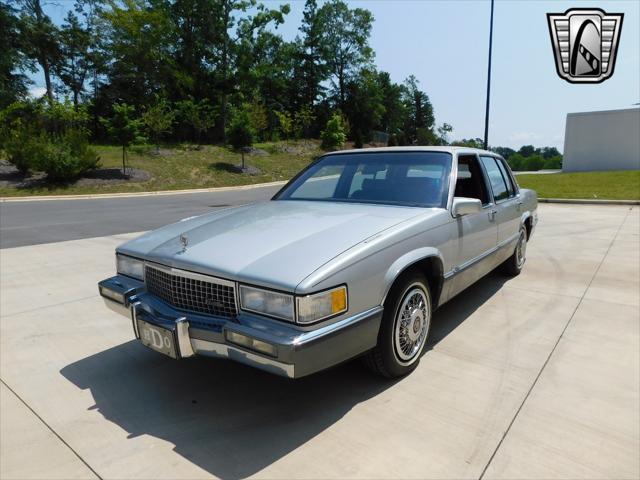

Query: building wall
[563,108,640,172]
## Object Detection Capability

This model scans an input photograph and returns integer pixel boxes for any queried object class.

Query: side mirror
[452,197,482,217]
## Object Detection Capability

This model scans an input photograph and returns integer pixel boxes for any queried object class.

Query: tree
[402,75,435,144]
[343,68,384,147]
[518,145,535,157]
[375,71,406,136]
[316,0,373,108]
[56,11,91,107]
[0,3,32,108]
[320,113,346,151]
[17,0,60,104]
[177,98,216,144]
[294,0,327,109]
[275,110,293,141]
[492,146,515,160]
[142,97,175,151]
[437,123,453,145]
[539,146,561,159]
[101,103,144,175]
[452,138,484,149]
[294,105,315,138]
[227,108,255,169]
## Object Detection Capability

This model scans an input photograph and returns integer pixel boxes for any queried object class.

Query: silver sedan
[99,146,537,378]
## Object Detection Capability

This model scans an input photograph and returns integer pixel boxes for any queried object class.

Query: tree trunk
[32,0,54,105]
[122,145,126,176]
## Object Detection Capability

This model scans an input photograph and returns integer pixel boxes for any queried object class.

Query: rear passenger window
[495,159,516,197]
[480,156,509,202]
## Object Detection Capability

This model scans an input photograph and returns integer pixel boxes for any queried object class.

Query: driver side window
[455,155,490,206]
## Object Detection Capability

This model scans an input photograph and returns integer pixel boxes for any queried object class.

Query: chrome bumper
[98,275,382,378]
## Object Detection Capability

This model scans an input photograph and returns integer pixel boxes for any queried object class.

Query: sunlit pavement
[1,204,638,479]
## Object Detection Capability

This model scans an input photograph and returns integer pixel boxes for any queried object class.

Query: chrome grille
[144,264,237,318]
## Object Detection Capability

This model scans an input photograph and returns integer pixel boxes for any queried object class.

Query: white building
[562,107,640,172]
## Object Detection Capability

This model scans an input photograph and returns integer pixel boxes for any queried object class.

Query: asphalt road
[0,185,281,249]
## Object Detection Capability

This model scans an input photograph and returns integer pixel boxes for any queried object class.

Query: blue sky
[37,0,640,151]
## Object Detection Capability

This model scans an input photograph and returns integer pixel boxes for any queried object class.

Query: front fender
[381,247,444,304]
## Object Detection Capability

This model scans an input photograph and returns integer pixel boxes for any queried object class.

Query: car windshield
[274,151,452,208]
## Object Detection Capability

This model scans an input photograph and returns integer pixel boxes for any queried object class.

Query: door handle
[489,209,498,221]
[516,201,523,211]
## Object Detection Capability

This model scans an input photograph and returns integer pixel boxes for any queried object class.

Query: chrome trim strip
[175,318,195,357]
[445,232,520,279]
[191,339,295,378]
[131,301,141,338]
[145,262,236,288]
[293,306,383,346]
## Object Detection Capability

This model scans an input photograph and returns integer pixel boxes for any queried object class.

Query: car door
[479,156,521,245]
[448,154,498,298]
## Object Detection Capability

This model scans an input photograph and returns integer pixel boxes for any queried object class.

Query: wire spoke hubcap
[516,230,527,268]
[394,287,430,363]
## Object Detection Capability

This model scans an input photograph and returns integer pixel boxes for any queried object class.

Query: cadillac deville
[99,147,537,378]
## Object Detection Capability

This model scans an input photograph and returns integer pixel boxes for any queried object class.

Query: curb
[538,198,640,205]
[0,181,288,202]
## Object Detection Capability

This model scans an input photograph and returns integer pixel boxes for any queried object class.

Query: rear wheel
[501,225,527,276]
[364,271,432,378]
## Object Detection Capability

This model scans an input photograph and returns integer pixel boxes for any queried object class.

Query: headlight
[116,254,144,280]
[297,286,348,324]
[239,285,294,321]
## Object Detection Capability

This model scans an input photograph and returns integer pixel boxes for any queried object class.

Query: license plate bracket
[136,319,178,359]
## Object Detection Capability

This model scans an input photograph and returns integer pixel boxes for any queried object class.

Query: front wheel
[501,225,527,276]
[364,271,432,378]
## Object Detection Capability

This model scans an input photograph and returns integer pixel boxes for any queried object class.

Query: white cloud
[28,87,47,98]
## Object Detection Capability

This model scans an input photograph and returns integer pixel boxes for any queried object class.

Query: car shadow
[60,271,508,478]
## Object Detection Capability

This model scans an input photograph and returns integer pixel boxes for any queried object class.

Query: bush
[0,100,99,180]
[543,155,562,169]
[320,113,346,151]
[522,154,545,171]
[38,130,100,181]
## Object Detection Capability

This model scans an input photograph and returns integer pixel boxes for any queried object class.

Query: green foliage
[101,103,144,173]
[36,129,100,181]
[452,138,484,149]
[275,111,294,140]
[294,106,316,139]
[0,99,99,179]
[543,155,562,169]
[402,75,435,144]
[176,98,216,144]
[142,97,175,148]
[343,68,384,147]
[320,113,346,151]
[101,103,144,148]
[518,145,535,157]
[227,108,255,151]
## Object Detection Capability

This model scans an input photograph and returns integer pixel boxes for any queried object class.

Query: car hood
[118,200,429,290]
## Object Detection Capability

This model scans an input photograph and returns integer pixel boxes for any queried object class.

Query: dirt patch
[0,159,152,189]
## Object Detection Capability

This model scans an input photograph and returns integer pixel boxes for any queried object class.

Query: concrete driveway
[1,204,638,479]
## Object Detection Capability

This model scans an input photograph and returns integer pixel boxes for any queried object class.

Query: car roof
[323,146,500,157]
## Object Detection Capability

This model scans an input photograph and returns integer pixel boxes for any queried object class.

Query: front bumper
[98,275,382,378]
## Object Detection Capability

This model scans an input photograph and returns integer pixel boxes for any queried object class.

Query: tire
[501,225,527,276]
[364,270,432,378]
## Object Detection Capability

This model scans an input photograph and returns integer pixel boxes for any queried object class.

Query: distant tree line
[1,0,454,148]
[453,138,563,171]
[1,0,562,180]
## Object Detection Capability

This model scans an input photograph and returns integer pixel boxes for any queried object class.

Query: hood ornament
[179,233,188,252]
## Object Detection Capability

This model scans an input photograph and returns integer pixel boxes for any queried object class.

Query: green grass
[517,170,640,200]
[0,140,321,197]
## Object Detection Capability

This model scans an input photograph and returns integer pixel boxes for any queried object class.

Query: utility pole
[483,0,495,150]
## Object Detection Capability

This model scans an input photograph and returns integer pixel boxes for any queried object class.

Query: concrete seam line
[538,198,640,205]
[478,206,634,480]
[0,378,103,480]
[0,180,288,203]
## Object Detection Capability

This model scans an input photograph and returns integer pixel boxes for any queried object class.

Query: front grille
[144,264,237,318]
